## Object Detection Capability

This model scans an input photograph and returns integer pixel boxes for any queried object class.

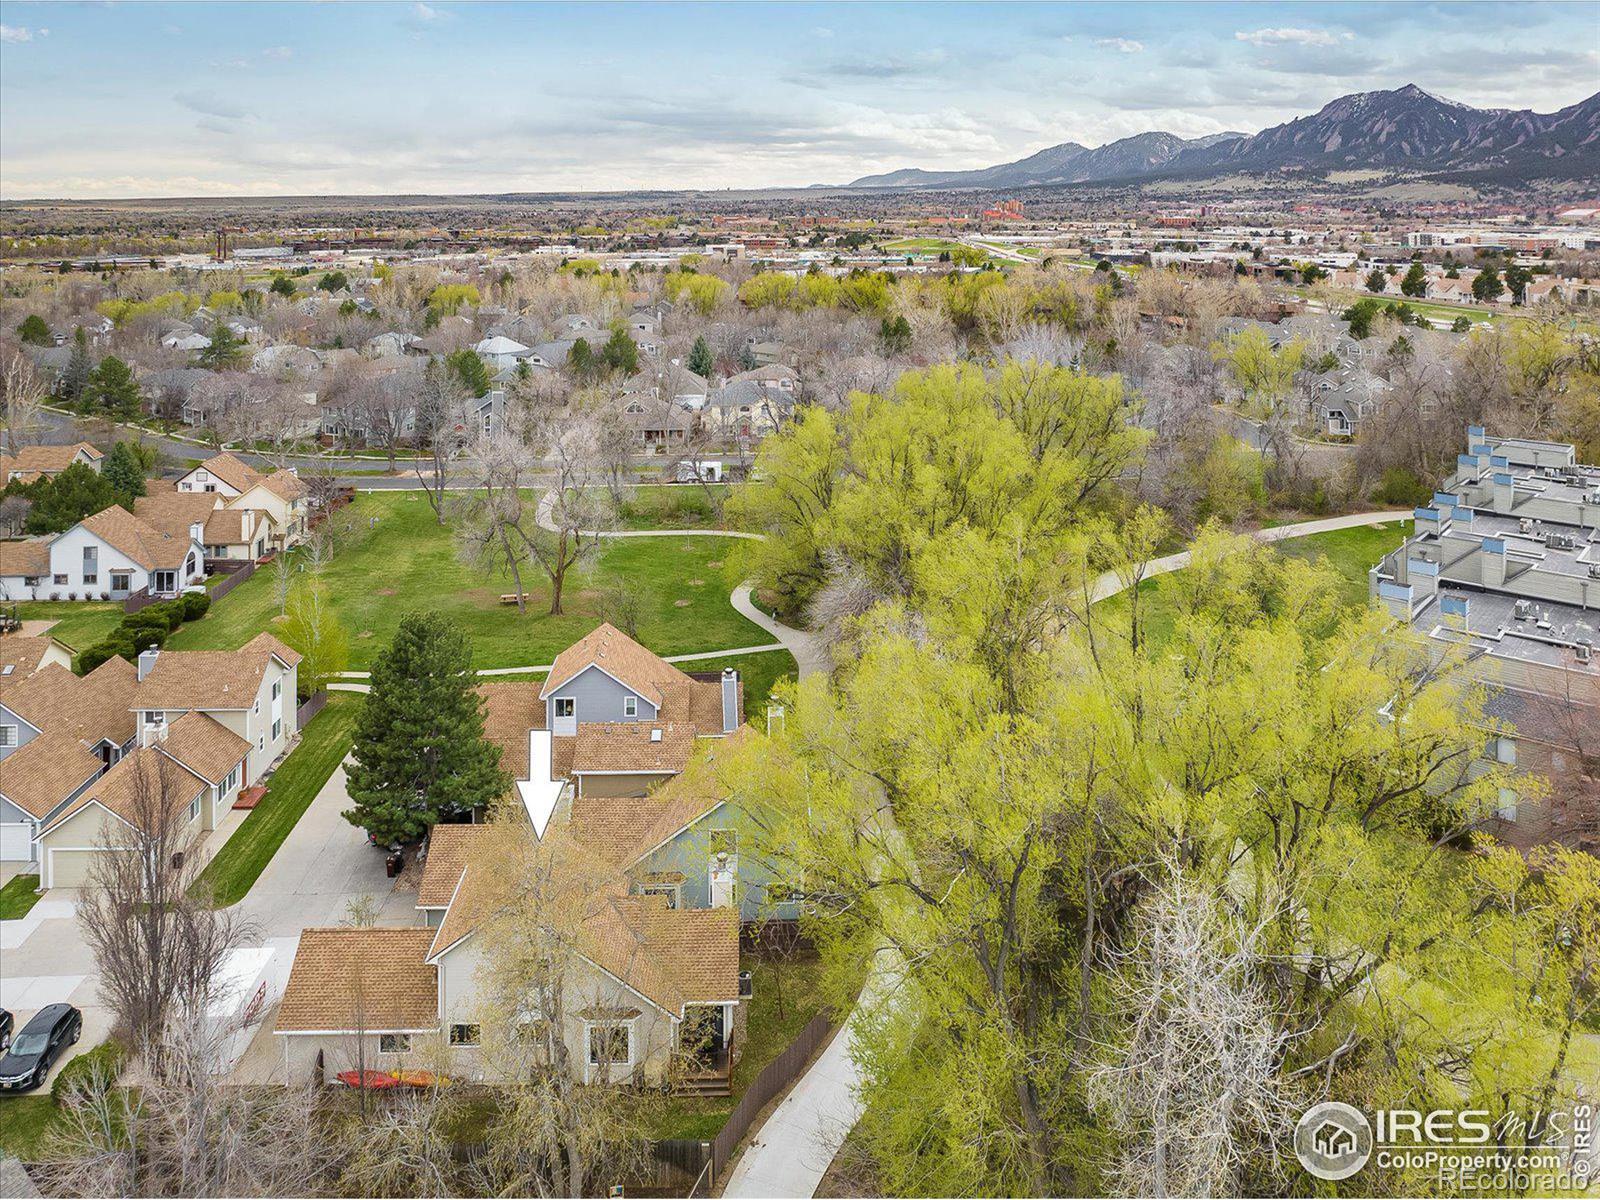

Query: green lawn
[163,493,773,671]
[702,649,796,720]
[1097,521,1413,648]
[193,694,360,907]
[617,485,734,531]
[12,601,123,653]
[0,1095,60,1160]
[643,952,832,1141]
[0,873,42,920]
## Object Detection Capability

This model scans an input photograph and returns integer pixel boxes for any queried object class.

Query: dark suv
[0,1004,81,1092]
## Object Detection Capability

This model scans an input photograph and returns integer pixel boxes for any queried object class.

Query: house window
[144,711,165,728]
[554,698,575,720]
[1491,736,1517,765]
[272,680,281,702]
[53,574,68,586]
[449,1023,480,1047]
[154,570,175,593]
[23,576,40,587]
[641,883,679,909]
[188,794,201,823]
[111,573,130,592]
[225,765,239,792]
[253,699,260,715]
[1497,787,1519,822]
[623,696,638,718]
[0,725,16,748]
[272,718,281,741]
[379,1034,411,1054]
[258,734,265,752]
[587,1022,631,1067]
[82,546,98,584]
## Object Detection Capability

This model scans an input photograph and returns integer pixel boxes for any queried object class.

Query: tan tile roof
[132,492,221,542]
[570,722,696,776]
[0,634,66,678]
[157,712,250,785]
[275,927,440,1033]
[2,659,137,748]
[40,743,207,835]
[258,469,307,502]
[417,823,486,908]
[541,623,690,708]
[202,507,252,545]
[0,442,102,484]
[0,539,52,578]
[133,633,300,712]
[0,730,104,819]
[478,682,544,782]
[79,505,195,572]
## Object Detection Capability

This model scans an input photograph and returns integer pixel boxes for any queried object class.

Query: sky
[1,1,1596,198]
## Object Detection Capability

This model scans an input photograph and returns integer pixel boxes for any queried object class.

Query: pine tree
[196,323,246,370]
[444,348,491,397]
[61,328,92,406]
[84,355,141,418]
[1400,261,1428,298]
[24,462,119,533]
[687,335,714,378]
[101,441,147,502]
[568,337,596,378]
[343,611,509,846]
[1365,267,1388,293]
[16,314,51,346]
[599,327,639,375]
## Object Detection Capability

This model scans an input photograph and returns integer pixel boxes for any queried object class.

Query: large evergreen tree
[195,323,246,370]
[60,328,92,406]
[599,327,639,375]
[343,611,508,846]
[82,355,141,418]
[24,462,120,533]
[444,347,491,397]
[1400,260,1428,297]
[687,335,714,378]
[16,314,51,346]
[101,441,147,502]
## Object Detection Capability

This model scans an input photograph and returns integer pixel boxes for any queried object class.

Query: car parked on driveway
[0,1009,12,1053]
[0,1004,81,1092]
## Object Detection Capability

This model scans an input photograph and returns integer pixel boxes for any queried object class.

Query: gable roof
[0,442,102,484]
[132,632,302,712]
[157,712,251,785]
[0,635,70,679]
[185,453,306,504]
[417,823,487,908]
[132,492,222,542]
[541,623,689,708]
[0,730,104,820]
[77,505,197,572]
[568,790,724,869]
[0,539,51,578]
[2,658,137,748]
[275,927,441,1033]
[570,721,697,776]
[40,743,208,836]
[478,682,545,783]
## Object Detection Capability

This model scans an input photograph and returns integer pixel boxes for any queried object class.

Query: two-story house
[0,504,206,603]
[172,453,309,551]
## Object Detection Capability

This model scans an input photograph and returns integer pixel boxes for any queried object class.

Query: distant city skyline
[1,0,1595,198]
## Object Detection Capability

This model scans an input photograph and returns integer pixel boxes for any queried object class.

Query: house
[0,442,103,487]
[1,658,140,868]
[133,491,271,563]
[472,336,530,372]
[173,454,309,551]
[0,634,74,678]
[275,830,742,1089]
[362,331,412,359]
[706,380,793,440]
[0,504,206,603]
[1307,368,1387,438]
[163,331,213,353]
[130,633,302,790]
[1426,277,1474,304]
[615,396,693,448]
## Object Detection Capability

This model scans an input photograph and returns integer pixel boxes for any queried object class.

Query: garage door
[48,849,99,889]
[0,823,34,862]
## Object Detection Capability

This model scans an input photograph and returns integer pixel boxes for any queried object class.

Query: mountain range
[843,84,1600,189]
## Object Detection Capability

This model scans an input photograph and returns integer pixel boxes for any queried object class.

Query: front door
[553,697,576,736]
[682,1005,725,1066]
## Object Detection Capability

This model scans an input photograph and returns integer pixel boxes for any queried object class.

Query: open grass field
[163,493,773,671]
[193,694,360,908]
[616,484,735,531]
[11,600,124,653]
[1096,520,1412,647]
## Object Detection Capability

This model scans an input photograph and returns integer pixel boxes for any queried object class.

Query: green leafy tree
[1451,316,1474,333]
[444,348,492,398]
[1299,263,1326,284]
[599,327,639,375]
[1211,326,1305,419]
[687,335,714,378]
[100,441,147,502]
[343,612,509,846]
[279,576,350,700]
[16,314,51,346]
[60,327,92,406]
[269,274,296,297]
[1503,263,1534,303]
[82,355,141,418]
[1472,267,1505,303]
[195,323,246,370]
[1365,267,1388,293]
[24,462,120,533]
[317,270,349,293]
[1341,296,1382,339]
[1400,261,1428,297]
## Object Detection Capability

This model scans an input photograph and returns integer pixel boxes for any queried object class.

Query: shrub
[181,591,211,620]
[124,625,166,654]
[120,610,170,638]
[140,599,185,631]
[1373,466,1431,508]
[52,1038,125,1106]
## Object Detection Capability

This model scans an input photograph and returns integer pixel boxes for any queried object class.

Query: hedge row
[52,1037,126,1105]
[77,591,210,674]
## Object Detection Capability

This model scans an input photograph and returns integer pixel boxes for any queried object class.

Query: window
[0,725,16,748]
[1492,736,1517,765]
[272,719,281,741]
[225,765,239,793]
[144,711,165,728]
[258,734,265,752]
[82,546,97,584]
[554,698,575,719]
[253,699,260,715]
[449,1023,480,1047]
[379,1034,411,1054]
[111,573,130,592]
[623,695,638,718]
[587,1022,631,1066]
[188,794,201,823]
[641,883,679,909]
[1497,787,1519,822]
[53,574,68,586]
[23,576,40,587]
[272,680,281,702]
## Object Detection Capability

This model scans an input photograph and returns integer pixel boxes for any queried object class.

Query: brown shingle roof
[0,730,104,819]
[0,539,52,578]
[0,635,66,679]
[133,633,301,712]
[478,682,544,782]
[2,659,137,748]
[417,823,485,908]
[275,928,440,1033]
[40,744,207,836]
[541,623,689,709]
[201,507,251,545]
[132,492,220,542]
[0,442,102,485]
[570,722,696,776]
[568,792,724,868]
[191,453,259,494]
[79,505,195,572]
[582,895,740,1014]
[157,712,250,785]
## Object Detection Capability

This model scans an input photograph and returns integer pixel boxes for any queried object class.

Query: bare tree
[530,419,614,616]
[1,348,48,451]
[336,1085,464,1198]
[0,493,31,536]
[413,365,471,525]
[456,429,542,613]
[76,751,250,1072]
[1087,859,1300,1199]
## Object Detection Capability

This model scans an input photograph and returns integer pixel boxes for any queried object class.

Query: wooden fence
[296,690,330,727]
[652,1009,836,1193]
[207,558,256,603]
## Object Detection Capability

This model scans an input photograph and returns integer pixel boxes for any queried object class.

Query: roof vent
[650,728,663,742]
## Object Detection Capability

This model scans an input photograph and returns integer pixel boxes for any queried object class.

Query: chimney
[137,646,161,681]
[721,667,740,734]
[1481,537,1507,588]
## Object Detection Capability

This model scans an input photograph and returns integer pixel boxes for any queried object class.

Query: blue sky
[1,1,1595,197]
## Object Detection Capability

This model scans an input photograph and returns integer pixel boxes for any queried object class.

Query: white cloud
[1,24,43,43]
[262,45,293,60]
[1095,38,1144,54]
[1235,27,1348,47]
[413,3,445,21]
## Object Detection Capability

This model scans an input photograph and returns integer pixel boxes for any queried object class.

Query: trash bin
[385,852,402,878]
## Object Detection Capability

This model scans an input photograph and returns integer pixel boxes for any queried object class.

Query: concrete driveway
[0,897,117,1093]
